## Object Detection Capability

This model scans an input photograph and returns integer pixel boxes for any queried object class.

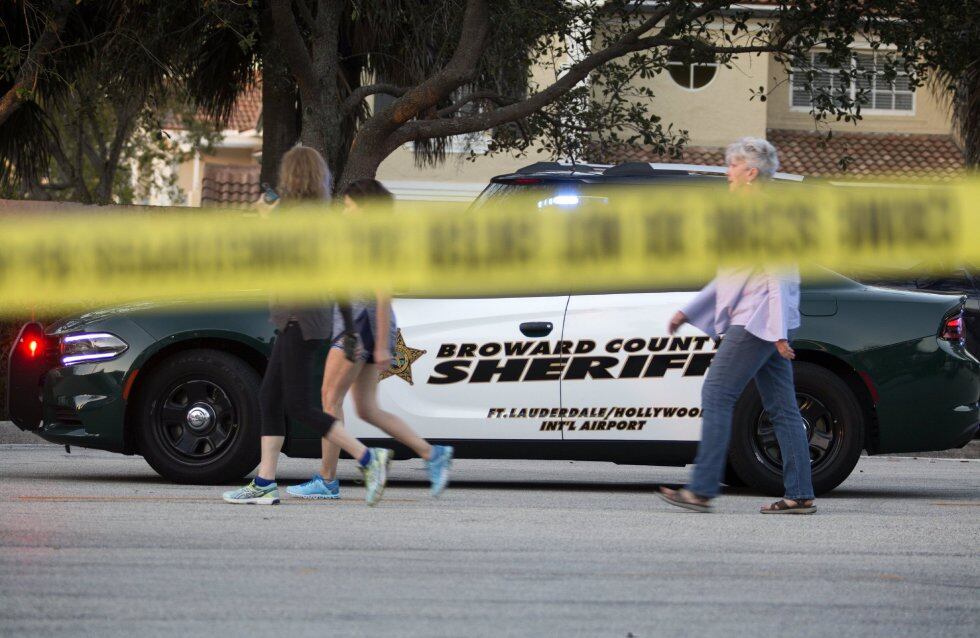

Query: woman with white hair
[658,137,816,515]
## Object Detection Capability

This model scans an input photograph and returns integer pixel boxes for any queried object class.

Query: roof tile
[605,129,966,182]
[201,164,261,207]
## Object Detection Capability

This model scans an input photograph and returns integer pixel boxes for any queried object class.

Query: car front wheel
[727,362,865,496]
[136,349,261,484]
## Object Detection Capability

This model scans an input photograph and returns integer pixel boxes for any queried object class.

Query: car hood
[46,294,267,334]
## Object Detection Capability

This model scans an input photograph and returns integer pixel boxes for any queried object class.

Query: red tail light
[19,330,45,358]
[939,314,965,342]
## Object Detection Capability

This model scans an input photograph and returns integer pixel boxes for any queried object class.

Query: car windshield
[471,181,558,208]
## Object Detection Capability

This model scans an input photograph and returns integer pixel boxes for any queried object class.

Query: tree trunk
[259,3,299,189]
[300,1,345,191]
[336,142,386,192]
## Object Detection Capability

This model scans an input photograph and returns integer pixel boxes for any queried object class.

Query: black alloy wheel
[136,349,261,484]
[155,379,238,460]
[728,362,864,496]
[752,392,844,475]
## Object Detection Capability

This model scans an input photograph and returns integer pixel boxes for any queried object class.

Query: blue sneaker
[286,475,340,500]
[426,445,454,497]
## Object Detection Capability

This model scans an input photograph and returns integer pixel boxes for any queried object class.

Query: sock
[254,476,275,488]
[358,449,373,468]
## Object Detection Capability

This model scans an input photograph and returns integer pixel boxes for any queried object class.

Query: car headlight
[60,332,129,365]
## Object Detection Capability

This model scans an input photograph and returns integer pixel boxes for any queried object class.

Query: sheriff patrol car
[7,162,979,495]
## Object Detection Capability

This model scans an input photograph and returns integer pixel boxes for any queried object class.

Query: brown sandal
[760,499,816,515]
[657,487,713,513]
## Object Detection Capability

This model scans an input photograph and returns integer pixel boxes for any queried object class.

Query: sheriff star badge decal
[379,330,427,385]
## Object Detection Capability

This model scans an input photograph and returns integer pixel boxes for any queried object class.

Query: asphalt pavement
[1,444,978,638]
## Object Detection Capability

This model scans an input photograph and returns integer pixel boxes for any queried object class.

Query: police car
[7,162,979,495]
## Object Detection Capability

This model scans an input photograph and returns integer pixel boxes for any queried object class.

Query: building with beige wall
[166,4,965,206]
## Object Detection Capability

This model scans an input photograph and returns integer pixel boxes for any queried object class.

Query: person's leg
[223,330,287,504]
[319,346,363,480]
[753,352,815,503]
[350,365,433,460]
[350,364,453,496]
[255,332,288,481]
[685,327,776,500]
[278,324,390,505]
[277,325,367,459]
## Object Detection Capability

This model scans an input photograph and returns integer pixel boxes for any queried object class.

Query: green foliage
[0,0,229,203]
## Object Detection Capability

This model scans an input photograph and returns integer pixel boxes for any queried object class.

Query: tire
[723,464,747,487]
[727,362,864,496]
[135,349,261,484]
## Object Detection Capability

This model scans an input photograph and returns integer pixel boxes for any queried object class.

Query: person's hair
[278,145,332,201]
[725,137,779,179]
[341,179,394,208]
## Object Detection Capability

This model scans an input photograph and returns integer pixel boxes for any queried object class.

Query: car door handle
[520,322,553,337]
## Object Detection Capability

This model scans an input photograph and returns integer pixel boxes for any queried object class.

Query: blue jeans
[687,325,815,500]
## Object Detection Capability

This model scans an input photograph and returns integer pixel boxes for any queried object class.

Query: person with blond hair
[287,179,453,501]
[223,146,392,506]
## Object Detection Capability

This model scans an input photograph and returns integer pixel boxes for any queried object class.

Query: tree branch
[269,0,318,97]
[0,0,72,127]
[85,108,109,158]
[392,9,808,144]
[434,89,517,118]
[384,0,491,126]
[295,0,318,35]
[343,83,410,114]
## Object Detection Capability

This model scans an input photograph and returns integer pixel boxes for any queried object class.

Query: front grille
[53,407,83,426]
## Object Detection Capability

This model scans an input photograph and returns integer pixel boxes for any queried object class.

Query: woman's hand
[776,339,795,360]
[374,347,393,371]
[668,311,687,335]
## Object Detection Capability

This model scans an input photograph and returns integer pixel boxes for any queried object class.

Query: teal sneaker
[426,445,454,497]
[286,475,340,500]
[360,448,393,506]
[222,480,279,505]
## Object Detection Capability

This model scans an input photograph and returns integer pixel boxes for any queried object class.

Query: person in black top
[222,146,392,506]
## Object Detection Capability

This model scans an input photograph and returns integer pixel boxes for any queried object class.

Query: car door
[340,295,568,441]
[560,292,715,442]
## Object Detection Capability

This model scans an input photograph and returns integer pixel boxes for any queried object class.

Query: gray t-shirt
[269,296,335,341]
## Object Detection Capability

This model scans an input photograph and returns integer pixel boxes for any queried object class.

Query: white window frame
[789,50,916,116]
[665,56,719,92]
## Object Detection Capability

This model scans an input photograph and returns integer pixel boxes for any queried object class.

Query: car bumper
[34,363,130,452]
[853,336,980,454]
[7,319,153,453]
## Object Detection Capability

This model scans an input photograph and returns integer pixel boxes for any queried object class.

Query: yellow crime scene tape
[0,181,977,315]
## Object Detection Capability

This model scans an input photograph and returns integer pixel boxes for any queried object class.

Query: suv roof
[490,161,804,185]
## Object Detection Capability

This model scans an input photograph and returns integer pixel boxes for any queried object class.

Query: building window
[791,51,914,113]
[666,48,718,90]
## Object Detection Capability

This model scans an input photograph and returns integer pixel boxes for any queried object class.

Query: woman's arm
[373,292,393,370]
[337,302,358,362]
[674,279,717,336]
[745,269,798,358]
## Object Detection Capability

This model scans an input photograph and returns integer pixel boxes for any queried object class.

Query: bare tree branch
[294,0,318,35]
[434,89,517,118]
[269,0,318,97]
[343,83,410,114]
[384,0,491,126]
[0,0,72,127]
[392,9,806,145]
[85,109,109,159]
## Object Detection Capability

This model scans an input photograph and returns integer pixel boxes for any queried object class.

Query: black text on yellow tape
[0,182,977,314]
